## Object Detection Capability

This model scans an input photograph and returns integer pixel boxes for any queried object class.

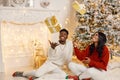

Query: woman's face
[92,33,99,43]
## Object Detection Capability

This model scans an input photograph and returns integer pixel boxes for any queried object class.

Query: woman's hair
[89,32,107,58]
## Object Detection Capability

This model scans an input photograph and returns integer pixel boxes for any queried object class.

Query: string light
[1,21,50,69]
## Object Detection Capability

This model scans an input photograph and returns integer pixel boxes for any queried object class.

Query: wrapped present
[47,24,61,33]
[79,9,86,15]
[44,18,50,26]
[72,1,80,12]
[55,24,61,32]
[44,16,61,33]
[72,1,86,15]
[50,16,57,25]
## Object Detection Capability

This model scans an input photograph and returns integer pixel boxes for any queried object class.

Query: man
[12,29,73,80]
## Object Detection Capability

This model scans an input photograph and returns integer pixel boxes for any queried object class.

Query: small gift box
[72,1,86,15]
[44,16,61,33]
[72,1,80,11]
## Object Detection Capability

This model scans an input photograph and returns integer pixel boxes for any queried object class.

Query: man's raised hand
[49,40,59,49]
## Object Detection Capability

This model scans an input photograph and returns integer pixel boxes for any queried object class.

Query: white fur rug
[1,67,120,80]
[1,57,120,80]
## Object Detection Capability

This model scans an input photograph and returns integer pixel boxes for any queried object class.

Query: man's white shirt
[47,40,73,66]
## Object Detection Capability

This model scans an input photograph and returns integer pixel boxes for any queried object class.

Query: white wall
[0,25,4,72]
[0,0,73,72]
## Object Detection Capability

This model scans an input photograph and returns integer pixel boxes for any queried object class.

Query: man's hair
[60,29,69,35]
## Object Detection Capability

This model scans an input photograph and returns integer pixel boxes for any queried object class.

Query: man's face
[59,31,68,42]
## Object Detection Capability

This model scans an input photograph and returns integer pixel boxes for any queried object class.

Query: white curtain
[1,21,51,71]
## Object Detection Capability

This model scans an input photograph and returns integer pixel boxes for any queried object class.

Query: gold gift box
[48,27,54,33]
[44,18,50,26]
[55,24,61,32]
[72,1,80,12]
[50,16,58,25]
[48,24,61,33]
[72,1,86,15]
[45,16,61,33]
[79,9,86,15]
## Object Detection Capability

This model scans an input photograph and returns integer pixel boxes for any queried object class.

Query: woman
[68,32,109,80]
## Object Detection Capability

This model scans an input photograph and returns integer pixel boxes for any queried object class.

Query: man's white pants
[68,62,107,80]
[23,61,66,80]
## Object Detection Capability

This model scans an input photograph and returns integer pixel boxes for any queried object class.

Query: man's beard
[59,40,66,44]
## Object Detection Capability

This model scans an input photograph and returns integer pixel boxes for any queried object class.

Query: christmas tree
[72,0,120,54]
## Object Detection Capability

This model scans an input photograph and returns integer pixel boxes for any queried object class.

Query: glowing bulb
[64,6,67,10]
[65,21,68,24]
